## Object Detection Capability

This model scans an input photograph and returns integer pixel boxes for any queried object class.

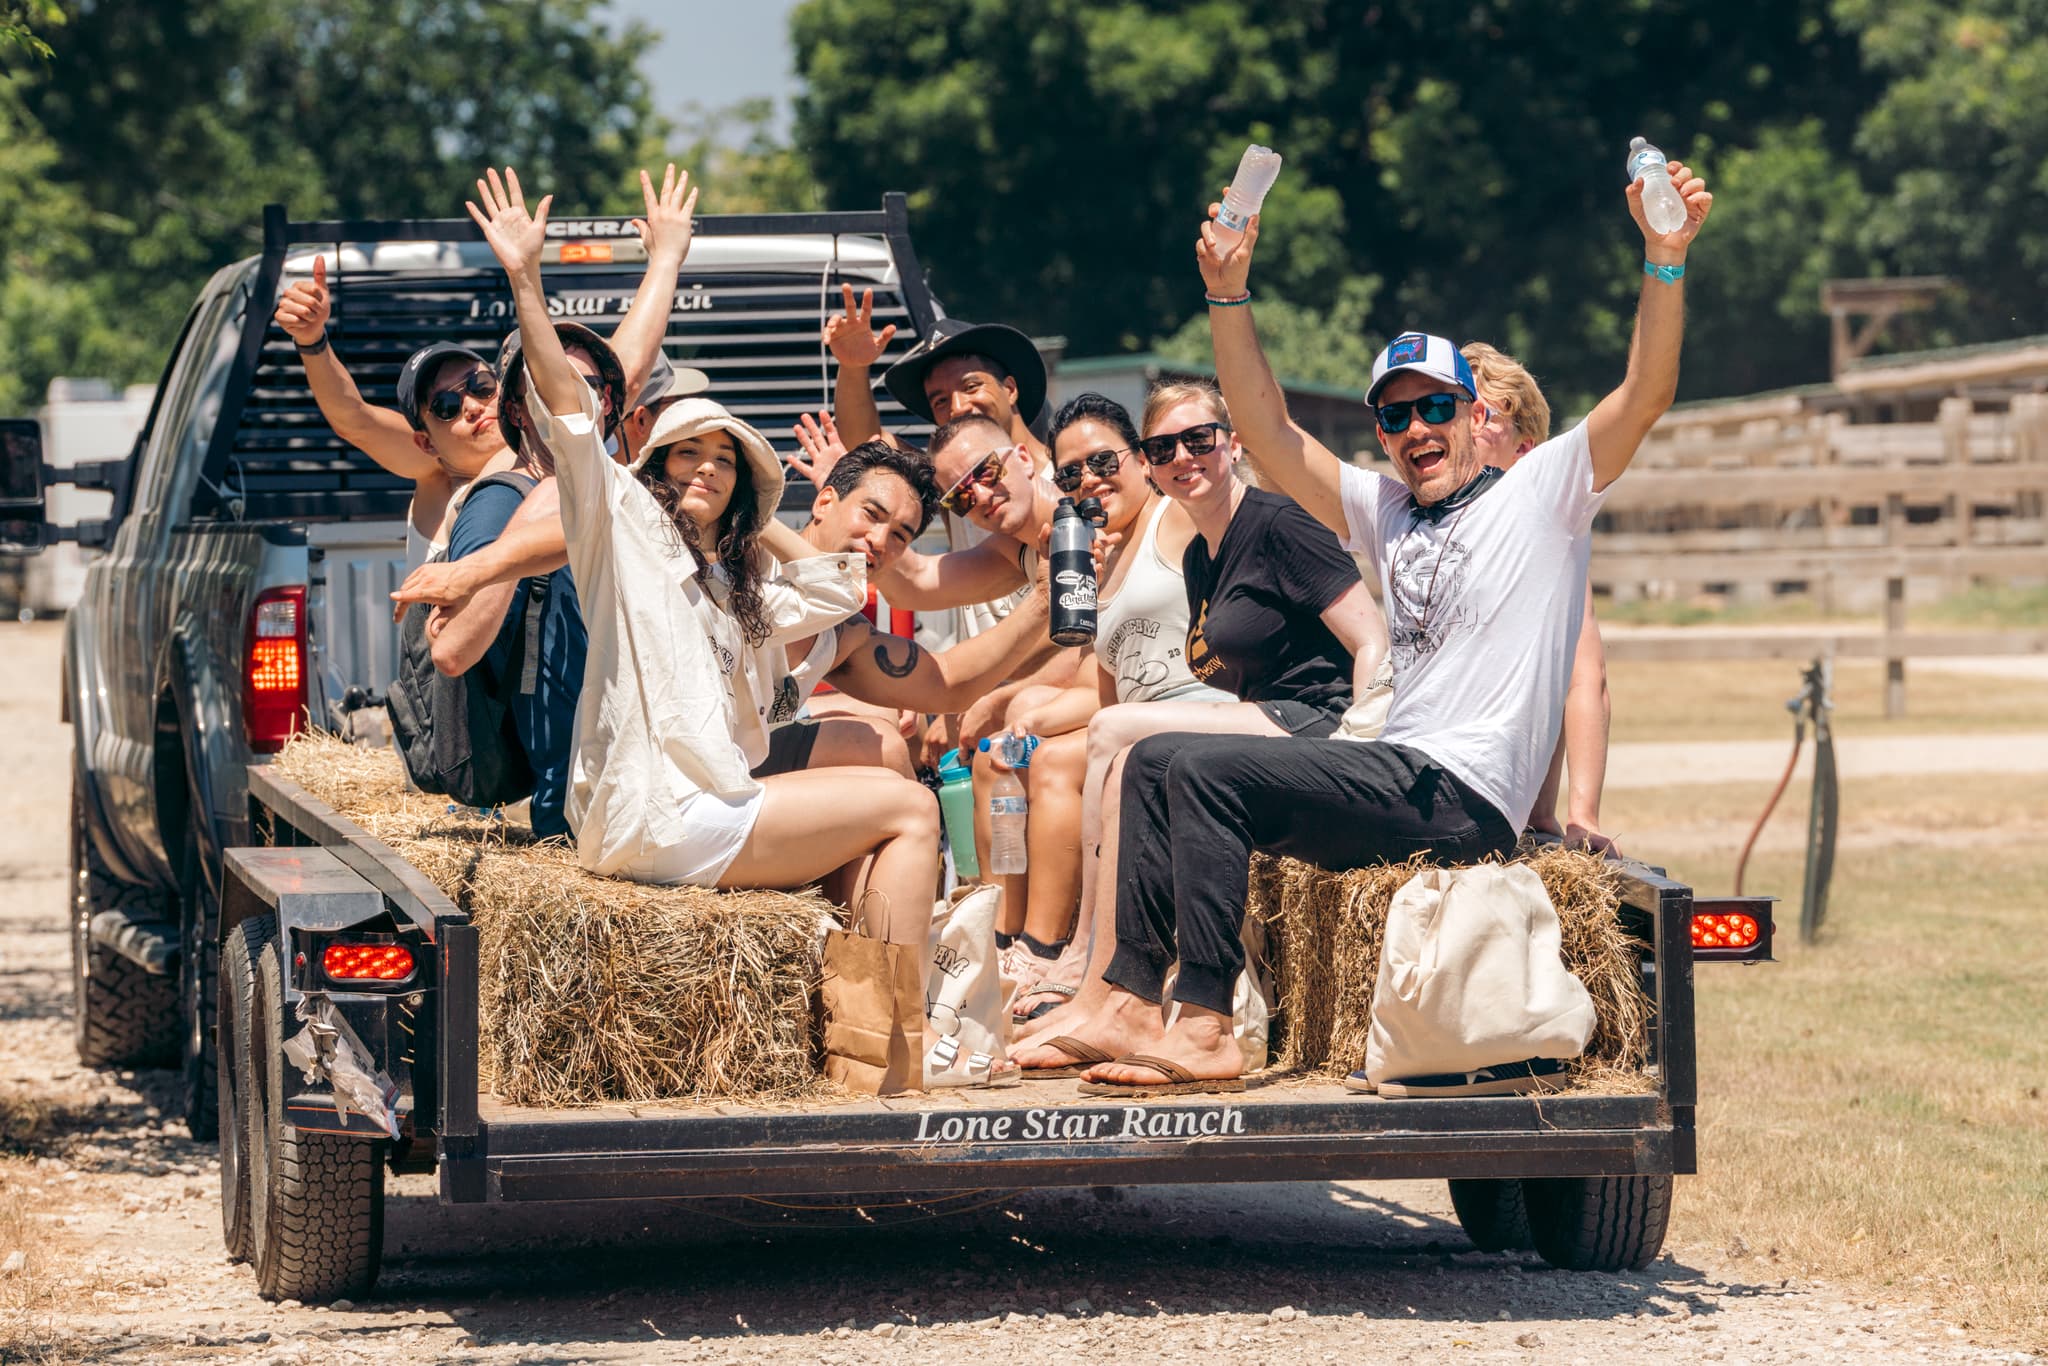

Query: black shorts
[1255,697,1350,739]
[751,717,822,778]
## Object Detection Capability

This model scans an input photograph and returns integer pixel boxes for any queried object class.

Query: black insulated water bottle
[1048,496,1099,646]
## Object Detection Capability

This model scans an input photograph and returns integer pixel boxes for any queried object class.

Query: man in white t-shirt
[1044,156,1712,1100]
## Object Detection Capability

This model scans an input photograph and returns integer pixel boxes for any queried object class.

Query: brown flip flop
[1020,1035,1117,1080]
[1074,1054,1248,1098]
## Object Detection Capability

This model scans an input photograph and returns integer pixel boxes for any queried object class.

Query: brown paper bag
[821,899,925,1095]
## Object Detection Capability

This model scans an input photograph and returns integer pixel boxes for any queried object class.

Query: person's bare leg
[1080,999,1240,1086]
[1011,701,1282,1019]
[718,767,939,944]
[1016,729,1086,946]
[805,714,915,778]
[970,746,1002,905]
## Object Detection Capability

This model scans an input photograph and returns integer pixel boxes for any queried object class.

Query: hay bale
[1247,846,1651,1087]
[270,733,832,1105]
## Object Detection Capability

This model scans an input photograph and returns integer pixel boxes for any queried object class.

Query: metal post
[1885,574,1907,719]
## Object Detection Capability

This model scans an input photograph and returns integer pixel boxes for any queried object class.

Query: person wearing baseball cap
[1034,151,1714,1102]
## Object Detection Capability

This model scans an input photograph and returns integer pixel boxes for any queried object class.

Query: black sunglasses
[426,365,499,423]
[1137,422,1229,466]
[1375,391,1464,434]
[1051,447,1130,493]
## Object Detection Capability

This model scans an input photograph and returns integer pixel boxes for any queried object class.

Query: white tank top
[1094,500,1223,704]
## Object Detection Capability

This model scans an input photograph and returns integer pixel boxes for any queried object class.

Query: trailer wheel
[1447,1178,1533,1253]
[70,784,178,1068]
[177,819,219,1141]
[217,915,264,1263]
[244,916,383,1302]
[1522,1174,1671,1272]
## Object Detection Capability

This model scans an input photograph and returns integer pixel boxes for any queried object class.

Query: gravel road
[1,620,2037,1365]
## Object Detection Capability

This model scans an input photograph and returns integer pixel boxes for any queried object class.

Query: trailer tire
[177,818,219,1141]
[1447,1179,1533,1253]
[1522,1174,1671,1272]
[245,916,383,1302]
[70,785,178,1068]
[218,915,263,1263]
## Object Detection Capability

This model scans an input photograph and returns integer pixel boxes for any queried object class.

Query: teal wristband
[1643,260,1686,284]
[1205,292,1252,307]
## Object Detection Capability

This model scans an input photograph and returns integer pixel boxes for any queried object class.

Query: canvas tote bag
[923,885,1013,1087]
[821,894,925,1095]
[1364,863,1596,1084]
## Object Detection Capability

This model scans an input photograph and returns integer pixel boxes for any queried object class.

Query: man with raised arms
[1021,156,1713,1098]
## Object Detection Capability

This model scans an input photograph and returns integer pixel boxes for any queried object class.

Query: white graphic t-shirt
[1337,421,1608,829]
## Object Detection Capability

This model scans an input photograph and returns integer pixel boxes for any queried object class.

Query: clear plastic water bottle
[1626,136,1688,236]
[1213,143,1283,249]
[982,733,1038,875]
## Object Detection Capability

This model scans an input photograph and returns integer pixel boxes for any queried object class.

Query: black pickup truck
[1,202,1773,1303]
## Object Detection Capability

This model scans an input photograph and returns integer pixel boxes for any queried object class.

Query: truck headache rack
[242,767,1701,1207]
[195,198,942,525]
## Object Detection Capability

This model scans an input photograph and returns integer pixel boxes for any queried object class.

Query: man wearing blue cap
[1027,155,1712,1099]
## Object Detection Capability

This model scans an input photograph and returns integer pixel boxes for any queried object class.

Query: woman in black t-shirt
[1010,380,1390,1064]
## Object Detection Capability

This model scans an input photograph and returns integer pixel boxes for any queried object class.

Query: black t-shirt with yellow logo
[1183,487,1360,713]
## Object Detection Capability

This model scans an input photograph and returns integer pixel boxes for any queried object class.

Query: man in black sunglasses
[1042,155,1713,1100]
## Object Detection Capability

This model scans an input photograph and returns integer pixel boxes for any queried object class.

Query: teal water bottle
[935,748,980,881]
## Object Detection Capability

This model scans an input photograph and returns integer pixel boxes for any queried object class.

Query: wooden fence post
[1885,574,1907,719]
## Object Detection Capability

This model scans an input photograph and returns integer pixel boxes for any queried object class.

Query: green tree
[672,98,823,214]
[1,0,660,413]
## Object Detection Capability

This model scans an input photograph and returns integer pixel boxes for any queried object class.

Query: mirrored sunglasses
[1051,447,1129,493]
[937,446,1008,516]
[1375,391,1463,434]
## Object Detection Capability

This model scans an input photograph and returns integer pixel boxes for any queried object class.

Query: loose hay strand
[273,733,831,1106]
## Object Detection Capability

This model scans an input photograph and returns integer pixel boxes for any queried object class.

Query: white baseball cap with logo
[1366,331,1478,406]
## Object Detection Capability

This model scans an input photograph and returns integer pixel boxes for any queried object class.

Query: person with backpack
[471,166,939,941]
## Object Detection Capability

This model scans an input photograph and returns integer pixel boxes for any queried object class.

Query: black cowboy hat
[882,318,1047,426]
[495,322,628,453]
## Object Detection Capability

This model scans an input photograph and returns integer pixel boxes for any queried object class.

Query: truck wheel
[1522,1174,1672,1272]
[1447,1178,1533,1253]
[244,916,383,1302]
[178,820,219,1141]
[70,785,178,1068]
[218,914,264,1263]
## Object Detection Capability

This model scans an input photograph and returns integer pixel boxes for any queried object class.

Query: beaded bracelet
[1205,292,1253,307]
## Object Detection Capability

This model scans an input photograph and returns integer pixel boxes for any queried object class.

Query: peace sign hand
[823,284,897,368]
[465,166,552,280]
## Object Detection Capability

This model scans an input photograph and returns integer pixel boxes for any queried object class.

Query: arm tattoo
[872,635,921,678]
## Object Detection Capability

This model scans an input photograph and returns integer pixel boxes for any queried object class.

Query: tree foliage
[0,0,659,414]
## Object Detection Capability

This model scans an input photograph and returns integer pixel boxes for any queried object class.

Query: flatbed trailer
[221,765,1772,1300]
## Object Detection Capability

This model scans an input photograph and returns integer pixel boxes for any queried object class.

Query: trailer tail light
[1691,897,1776,962]
[322,943,416,983]
[244,585,307,754]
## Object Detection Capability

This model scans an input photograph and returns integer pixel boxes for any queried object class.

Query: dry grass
[271,734,835,1106]
[0,1152,58,1363]
[1606,656,2048,743]
[1596,768,2048,1350]
[1245,846,1650,1087]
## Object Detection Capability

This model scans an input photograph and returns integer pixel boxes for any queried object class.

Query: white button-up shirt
[535,383,866,875]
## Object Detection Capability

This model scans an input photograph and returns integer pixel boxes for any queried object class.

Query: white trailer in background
[23,378,152,619]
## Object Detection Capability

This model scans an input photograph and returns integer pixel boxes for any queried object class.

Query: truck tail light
[322,942,416,983]
[1691,897,1775,962]
[244,585,306,754]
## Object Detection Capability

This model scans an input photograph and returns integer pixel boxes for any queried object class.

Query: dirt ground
[1,619,2040,1365]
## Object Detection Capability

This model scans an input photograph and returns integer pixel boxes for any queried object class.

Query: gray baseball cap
[631,351,712,411]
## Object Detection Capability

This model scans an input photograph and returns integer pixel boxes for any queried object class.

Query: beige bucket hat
[633,397,784,526]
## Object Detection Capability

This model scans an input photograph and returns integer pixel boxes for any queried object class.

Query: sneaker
[1342,1071,1377,1094]
[1375,1057,1568,1099]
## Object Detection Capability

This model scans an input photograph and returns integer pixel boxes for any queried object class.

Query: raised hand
[787,409,847,488]
[273,254,331,346]
[631,163,698,264]
[823,284,898,368]
[1196,203,1259,298]
[465,166,552,280]
[1627,159,1713,257]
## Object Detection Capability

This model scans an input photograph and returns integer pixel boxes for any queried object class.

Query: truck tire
[1447,1178,1533,1253]
[218,914,263,1263]
[178,819,219,1141]
[70,785,178,1068]
[244,916,383,1302]
[1522,1174,1672,1272]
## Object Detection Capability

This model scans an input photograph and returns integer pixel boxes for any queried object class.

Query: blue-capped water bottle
[1626,136,1688,236]
[980,733,1039,875]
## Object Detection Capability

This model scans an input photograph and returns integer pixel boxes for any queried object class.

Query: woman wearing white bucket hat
[468,166,940,943]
